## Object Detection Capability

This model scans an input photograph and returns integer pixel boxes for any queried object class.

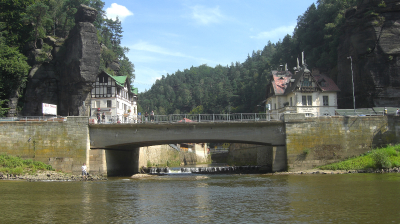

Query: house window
[290,97,292,106]
[99,75,108,83]
[302,78,311,87]
[323,96,329,106]
[307,96,312,106]
[96,101,100,108]
[107,87,111,94]
[302,96,307,106]
[107,100,112,108]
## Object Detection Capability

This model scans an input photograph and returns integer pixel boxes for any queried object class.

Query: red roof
[269,69,340,96]
[313,74,340,92]
[271,71,292,95]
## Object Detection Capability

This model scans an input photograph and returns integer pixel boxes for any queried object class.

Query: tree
[23,2,50,49]
[0,31,30,116]
[0,0,35,48]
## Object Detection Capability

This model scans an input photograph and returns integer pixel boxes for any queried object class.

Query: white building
[266,67,340,117]
[90,71,138,123]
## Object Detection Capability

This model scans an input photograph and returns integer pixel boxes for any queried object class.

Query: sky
[102,0,317,93]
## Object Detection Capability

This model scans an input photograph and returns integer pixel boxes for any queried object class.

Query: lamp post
[347,56,356,115]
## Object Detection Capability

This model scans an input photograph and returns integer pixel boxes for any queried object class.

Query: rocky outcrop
[59,5,101,116]
[337,0,400,108]
[20,5,100,116]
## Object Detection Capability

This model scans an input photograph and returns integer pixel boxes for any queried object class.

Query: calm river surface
[1,173,399,223]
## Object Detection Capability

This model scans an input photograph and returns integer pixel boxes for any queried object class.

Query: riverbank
[0,170,107,181]
[0,154,107,181]
[273,167,400,175]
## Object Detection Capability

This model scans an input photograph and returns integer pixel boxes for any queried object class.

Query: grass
[319,144,400,171]
[0,154,54,175]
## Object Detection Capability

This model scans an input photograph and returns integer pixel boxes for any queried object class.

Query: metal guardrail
[2,110,390,124]
[123,112,282,124]
[88,113,283,124]
[0,116,66,122]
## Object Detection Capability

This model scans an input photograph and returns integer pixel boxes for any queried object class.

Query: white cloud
[191,5,224,25]
[250,24,296,40]
[106,3,133,22]
[130,41,214,64]
[131,41,187,57]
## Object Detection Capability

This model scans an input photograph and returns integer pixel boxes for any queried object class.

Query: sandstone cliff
[20,5,100,116]
[337,0,400,108]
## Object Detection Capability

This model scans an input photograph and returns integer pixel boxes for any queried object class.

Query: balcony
[300,87,318,92]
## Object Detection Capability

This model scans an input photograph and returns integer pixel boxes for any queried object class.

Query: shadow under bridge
[89,121,286,150]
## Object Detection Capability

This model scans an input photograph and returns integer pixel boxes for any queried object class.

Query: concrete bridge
[1,114,400,176]
[89,121,289,175]
[89,121,286,149]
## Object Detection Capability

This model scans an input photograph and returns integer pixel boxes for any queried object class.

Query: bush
[10,167,24,175]
[371,149,391,169]
[0,154,53,173]
[319,144,400,170]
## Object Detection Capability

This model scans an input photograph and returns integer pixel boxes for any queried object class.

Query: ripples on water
[1,173,400,223]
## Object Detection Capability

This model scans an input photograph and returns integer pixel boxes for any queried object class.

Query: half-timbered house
[265,66,340,117]
[91,71,138,123]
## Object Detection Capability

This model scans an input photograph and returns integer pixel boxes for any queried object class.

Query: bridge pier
[272,146,287,172]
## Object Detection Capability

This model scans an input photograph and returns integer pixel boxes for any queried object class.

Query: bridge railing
[142,112,283,123]
[0,116,66,122]
[87,112,284,124]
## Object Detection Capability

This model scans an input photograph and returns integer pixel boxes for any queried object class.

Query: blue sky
[102,0,317,93]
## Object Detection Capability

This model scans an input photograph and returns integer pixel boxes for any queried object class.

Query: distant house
[90,71,138,123]
[265,67,340,117]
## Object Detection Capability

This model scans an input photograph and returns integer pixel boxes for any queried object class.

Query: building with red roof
[265,66,340,117]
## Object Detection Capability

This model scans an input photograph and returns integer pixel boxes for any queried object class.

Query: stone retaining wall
[0,117,89,174]
[285,115,400,171]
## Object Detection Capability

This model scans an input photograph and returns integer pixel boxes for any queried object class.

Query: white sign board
[42,103,57,115]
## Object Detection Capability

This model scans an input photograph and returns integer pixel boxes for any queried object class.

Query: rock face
[337,0,400,108]
[21,5,100,116]
[59,7,101,116]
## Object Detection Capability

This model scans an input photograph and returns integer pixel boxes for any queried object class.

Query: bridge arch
[89,121,287,176]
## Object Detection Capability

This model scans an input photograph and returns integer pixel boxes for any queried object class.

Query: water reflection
[0,174,399,223]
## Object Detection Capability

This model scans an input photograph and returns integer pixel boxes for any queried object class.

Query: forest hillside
[0,0,135,116]
[139,0,360,115]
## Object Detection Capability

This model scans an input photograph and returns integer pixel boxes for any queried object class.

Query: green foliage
[378,1,386,8]
[23,2,51,48]
[139,55,273,115]
[0,0,35,48]
[0,154,54,173]
[36,43,53,63]
[147,160,152,168]
[370,149,391,168]
[0,33,31,107]
[319,144,400,170]
[0,0,136,115]
[303,148,310,156]
[189,105,204,114]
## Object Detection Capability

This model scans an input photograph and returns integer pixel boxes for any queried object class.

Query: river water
[1,172,399,223]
